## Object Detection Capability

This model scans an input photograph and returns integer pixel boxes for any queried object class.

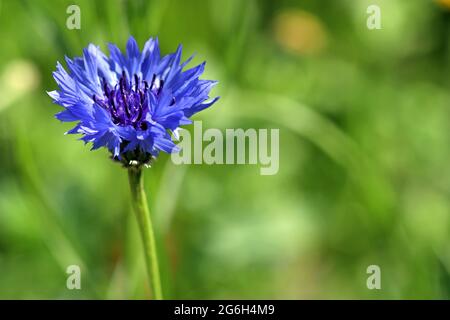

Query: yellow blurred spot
[436,0,450,9]
[0,60,40,111]
[2,60,40,93]
[273,10,327,56]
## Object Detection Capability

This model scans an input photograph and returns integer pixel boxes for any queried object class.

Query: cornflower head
[49,36,219,166]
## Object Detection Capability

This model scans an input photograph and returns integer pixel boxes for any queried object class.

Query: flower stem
[128,167,163,300]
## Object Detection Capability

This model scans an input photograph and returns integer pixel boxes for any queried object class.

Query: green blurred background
[0,0,449,299]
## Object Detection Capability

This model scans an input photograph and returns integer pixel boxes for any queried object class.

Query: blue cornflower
[49,36,219,165]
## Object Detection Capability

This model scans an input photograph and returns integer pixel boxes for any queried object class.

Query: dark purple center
[93,72,162,130]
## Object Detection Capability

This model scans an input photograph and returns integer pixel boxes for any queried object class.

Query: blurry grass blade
[229,90,362,170]
[226,89,395,223]
[13,122,104,297]
[155,161,188,234]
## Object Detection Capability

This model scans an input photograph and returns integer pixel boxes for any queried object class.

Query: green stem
[128,167,163,300]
